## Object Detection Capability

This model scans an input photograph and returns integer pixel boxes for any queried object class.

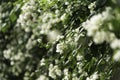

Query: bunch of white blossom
[17,0,39,32]
[83,6,120,61]
[48,64,62,79]
[37,75,49,80]
[86,72,99,80]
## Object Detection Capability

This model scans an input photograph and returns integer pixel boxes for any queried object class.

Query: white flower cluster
[76,62,83,73]
[37,75,48,80]
[60,13,67,21]
[56,42,66,54]
[17,0,39,32]
[40,58,46,66]
[88,1,96,13]
[83,7,120,61]
[47,30,61,42]
[3,47,24,65]
[72,28,83,42]
[1,0,41,76]
[25,35,37,50]
[72,74,79,80]
[56,27,83,54]
[83,7,114,44]
[113,50,120,61]
[39,12,60,34]
[76,54,83,61]
[62,68,80,80]
[48,64,62,79]
[38,12,64,42]
[86,72,99,80]
[62,68,70,80]
[111,39,120,61]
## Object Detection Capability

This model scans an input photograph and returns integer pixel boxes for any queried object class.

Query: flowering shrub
[0,0,120,80]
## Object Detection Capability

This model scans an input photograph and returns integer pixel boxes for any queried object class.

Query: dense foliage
[0,0,120,80]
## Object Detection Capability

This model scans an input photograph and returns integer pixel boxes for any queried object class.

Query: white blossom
[86,72,99,80]
[83,7,114,45]
[40,58,46,66]
[72,76,79,80]
[76,54,83,61]
[61,13,66,21]
[64,68,69,76]
[48,64,61,79]
[106,32,116,43]
[3,49,11,59]
[93,31,107,44]
[37,75,49,80]
[62,68,70,80]
[102,7,113,21]
[56,35,64,41]
[113,50,120,61]
[88,2,96,13]
[110,39,120,49]
[56,42,66,54]
[47,30,61,42]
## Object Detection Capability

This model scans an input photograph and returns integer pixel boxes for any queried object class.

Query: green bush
[0,0,120,80]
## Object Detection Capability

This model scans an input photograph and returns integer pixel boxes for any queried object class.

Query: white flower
[61,13,66,20]
[56,42,65,54]
[25,27,31,32]
[83,7,113,39]
[65,2,69,5]
[40,23,51,34]
[54,66,62,76]
[47,30,61,42]
[10,61,14,65]
[88,1,96,13]
[64,68,69,76]
[110,39,120,49]
[3,49,11,59]
[56,35,64,41]
[13,52,23,60]
[62,68,70,80]
[37,75,49,80]
[72,73,79,80]
[17,0,39,29]
[48,64,61,79]
[82,14,103,37]
[106,32,116,43]
[90,14,103,26]
[40,58,46,66]
[72,77,79,80]
[113,50,120,61]
[21,0,36,12]
[92,72,99,80]
[77,62,83,73]
[55,10,59,14]
[49,64,56,79]
[55,59,59,64]
[76,54,83,61]
[62,75,69,80]
[86,77,91,80]
[102,7,113,21]
[49,70,56,79]
[93,31,107,44]
[87,72,99,80]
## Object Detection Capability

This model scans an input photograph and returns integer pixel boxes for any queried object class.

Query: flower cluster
[83,7,114,43]
[83,7,120,61]
[86,72,99,80]
[48,64,62,79]
[1,0,120,80]
[37,75,48,80]
[17,0,39,32]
